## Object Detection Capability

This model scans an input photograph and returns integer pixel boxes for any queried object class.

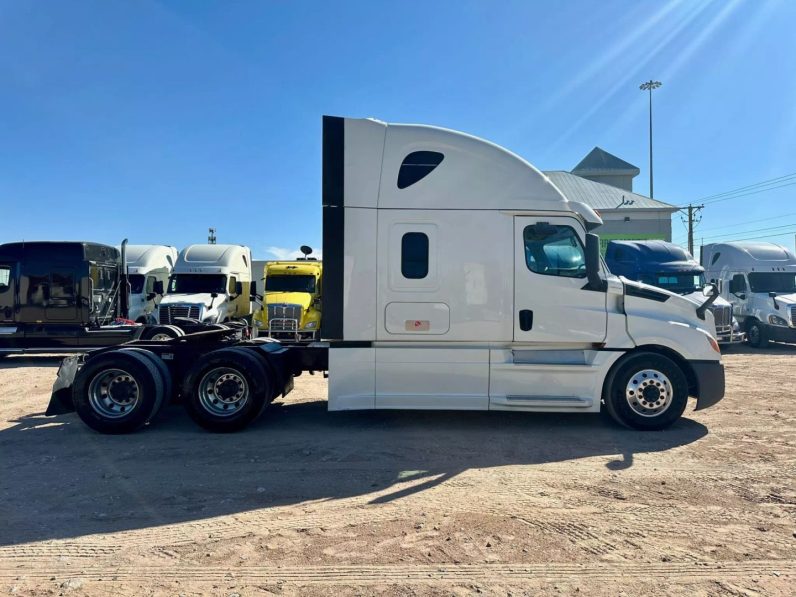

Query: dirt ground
[0,346,794,596]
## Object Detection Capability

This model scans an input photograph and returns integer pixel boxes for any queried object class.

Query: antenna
[208,228,217,244]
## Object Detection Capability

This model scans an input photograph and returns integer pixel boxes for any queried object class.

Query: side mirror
[250,281,258,298]
[696,282,720,320]
[153,280,164,295]
[585,233,605,291]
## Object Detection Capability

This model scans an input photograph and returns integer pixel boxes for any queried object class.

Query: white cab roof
[176,244,252,273]
[343,118,601,227]
[124,245,178,274]
[703,241,796,271]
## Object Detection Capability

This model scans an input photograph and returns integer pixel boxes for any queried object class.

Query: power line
[699,222,796,242]
[701,181,796,206]
[687,171,796,205]
[690,211,796,234]
[701,228,796,244]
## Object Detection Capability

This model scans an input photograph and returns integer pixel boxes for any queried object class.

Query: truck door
[0,262,22,351]
[513,216,606,344]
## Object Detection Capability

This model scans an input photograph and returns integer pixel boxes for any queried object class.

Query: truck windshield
[748,272,796,293]
[128,274,145,294]
[266,275,316,293]
[168,274,227,294]
[639,272,705,294]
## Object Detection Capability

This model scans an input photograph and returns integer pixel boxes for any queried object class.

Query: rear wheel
[142,325,185,341]
[118,348,172,415]
[182,348,272,432]
[746,319,769,348]
[603,352,688,430]
[73,350,165,434]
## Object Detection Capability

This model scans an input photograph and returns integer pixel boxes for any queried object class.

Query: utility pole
[208,228,217,244]
[639,80,662,198]
[679,204,704,256]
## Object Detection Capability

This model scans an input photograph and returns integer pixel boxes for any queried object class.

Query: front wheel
[603,353,689,430]
[746,320,769,349]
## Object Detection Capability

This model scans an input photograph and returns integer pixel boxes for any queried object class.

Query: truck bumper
[768,325,796,343]
[717,331,745,345]
[691,360,725,411]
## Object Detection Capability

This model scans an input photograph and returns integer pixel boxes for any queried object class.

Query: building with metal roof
[545,147,678,251]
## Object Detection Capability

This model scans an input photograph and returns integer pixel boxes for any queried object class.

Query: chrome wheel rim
[88,369,140,419]
[150,333,173,341]
[625,368,673,417]
[197,367,249,417]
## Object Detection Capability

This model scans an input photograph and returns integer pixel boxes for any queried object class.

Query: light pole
[639,80,662,198]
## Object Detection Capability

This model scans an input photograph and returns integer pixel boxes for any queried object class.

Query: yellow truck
[253,251,322,342]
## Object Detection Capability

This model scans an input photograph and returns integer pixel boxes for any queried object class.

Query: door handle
[519,309,533,331]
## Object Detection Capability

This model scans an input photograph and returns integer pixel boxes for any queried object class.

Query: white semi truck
[702,241,796,347]
[157,244,253,327]
[124,245,178,324]
[48,116,725,434]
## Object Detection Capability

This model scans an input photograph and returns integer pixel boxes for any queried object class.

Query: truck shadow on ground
[0,355,66,369]
[0,400,707,546]
[722,342,796,356]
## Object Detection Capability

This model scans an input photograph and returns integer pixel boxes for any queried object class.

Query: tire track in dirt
[0,560,792,584]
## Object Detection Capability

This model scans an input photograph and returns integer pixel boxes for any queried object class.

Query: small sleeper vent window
[401,233,429,279]
[397,151,444,189]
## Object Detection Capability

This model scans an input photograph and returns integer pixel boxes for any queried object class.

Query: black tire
[72,350,165,434]
[118,348,173,415]
[181,347,272,432]
[142,325,185,341]
[603,352,689,431]
[746,319,769,348]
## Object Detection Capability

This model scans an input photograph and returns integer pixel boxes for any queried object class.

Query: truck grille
[791,305,796,327]
[268,303,302,331]
[710,304,732,333]
[159,305,200,323]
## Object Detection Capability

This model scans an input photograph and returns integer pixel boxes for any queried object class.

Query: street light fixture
[639,80,662,198]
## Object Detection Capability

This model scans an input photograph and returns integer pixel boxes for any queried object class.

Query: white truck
[702,241,796,348]
[49,116,725,434]
[157,244,253,328]
[124,245,179,324]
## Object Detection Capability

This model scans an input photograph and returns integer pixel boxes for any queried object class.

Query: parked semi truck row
[46,115,725,434]
[605,240,743,345]
[701,241,796,348]
[252,246,323,342]
[0,241,250,354]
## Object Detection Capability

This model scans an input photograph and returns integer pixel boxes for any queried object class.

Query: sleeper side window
[523,224,586,278]
[401,232,429,279]
[0,266,10,291]
[397,151,444,189]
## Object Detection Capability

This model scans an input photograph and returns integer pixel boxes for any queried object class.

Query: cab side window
[729,274,746,294]
[523,224,586,278]
[145,276,156,294]
[228,276,237,295]
[0,266,10,291]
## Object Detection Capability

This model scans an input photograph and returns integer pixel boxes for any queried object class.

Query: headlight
[305,321,317,329]
[769,315,789,326]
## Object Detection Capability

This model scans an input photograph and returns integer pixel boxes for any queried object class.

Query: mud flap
[45,356,81,415]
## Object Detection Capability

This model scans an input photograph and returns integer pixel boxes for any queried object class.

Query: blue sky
[1,0,794,258]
